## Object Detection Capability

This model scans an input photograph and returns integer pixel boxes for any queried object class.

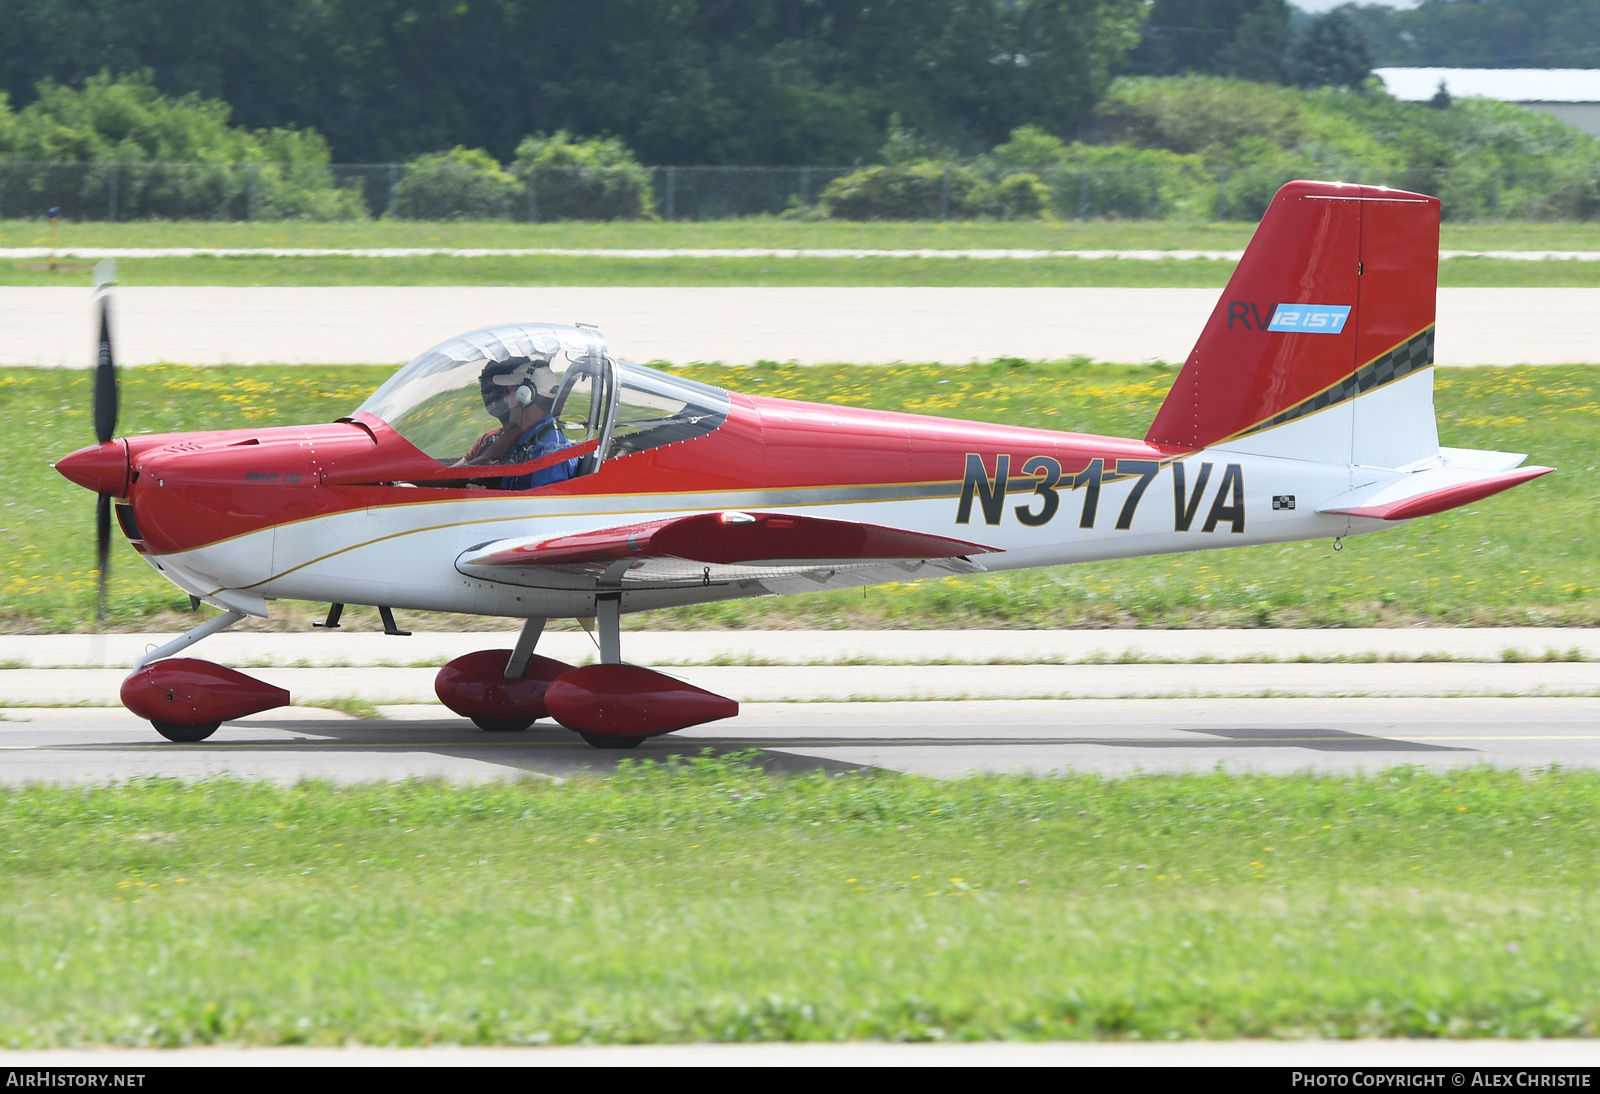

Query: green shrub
[0,71,364,220]
[1215,138,1320,220]
[987,127,1214,220]
[511,131,653,220]
[820,162,1048,220]
[1083,75,1600,222]
[1090,76,1311,157]
[820,162,970,219]
[966,172,1052,219]
[391,146,522,220]
[1422,99,1600,221]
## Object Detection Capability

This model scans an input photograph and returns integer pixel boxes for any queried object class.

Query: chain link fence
[0,159,1583,222]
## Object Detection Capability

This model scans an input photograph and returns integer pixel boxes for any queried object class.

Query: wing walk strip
[1229,326,1435,442]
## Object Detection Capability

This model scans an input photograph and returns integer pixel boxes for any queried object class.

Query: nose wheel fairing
[120,658,290,732]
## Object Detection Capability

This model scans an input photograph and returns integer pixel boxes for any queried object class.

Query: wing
[455,511,997,594]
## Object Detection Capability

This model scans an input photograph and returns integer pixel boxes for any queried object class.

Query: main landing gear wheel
[472,716,536,732]
[151,720,220,743]
[579,732,646,750]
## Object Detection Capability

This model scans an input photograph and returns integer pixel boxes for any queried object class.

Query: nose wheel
[578,732,646,749]
[151,720,220,743]
[472,716,536,732]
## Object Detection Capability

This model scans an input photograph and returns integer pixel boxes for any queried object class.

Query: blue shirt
[501,413,579,490]
[499,412,582,489]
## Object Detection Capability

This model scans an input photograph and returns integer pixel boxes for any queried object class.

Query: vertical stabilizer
[1145,180,1440,469]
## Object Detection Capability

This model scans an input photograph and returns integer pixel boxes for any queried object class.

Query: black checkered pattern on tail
[1235,326,1434,440]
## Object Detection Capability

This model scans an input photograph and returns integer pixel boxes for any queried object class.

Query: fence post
[1215,166,1228,222]
[246,164,258,222]
[665,166,676,220]
[939,169,950,221]
[107,163,118,222]
[527,166,537,223]
[799,166,811,208]
[386,163,399,217]
[1078,170,1089,221]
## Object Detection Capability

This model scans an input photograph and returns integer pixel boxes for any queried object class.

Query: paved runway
[3,697,1596,782]
[6,629,1593,782]
[4,286,1597,366]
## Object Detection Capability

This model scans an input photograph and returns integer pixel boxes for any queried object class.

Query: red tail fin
[1146,180,1440,458]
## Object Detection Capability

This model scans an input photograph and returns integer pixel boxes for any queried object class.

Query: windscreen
[356,324,609,463]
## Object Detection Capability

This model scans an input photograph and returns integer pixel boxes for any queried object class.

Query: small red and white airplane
[55,180,1552,747]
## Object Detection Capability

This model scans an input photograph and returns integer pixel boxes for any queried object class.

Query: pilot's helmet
[480,356,559,419]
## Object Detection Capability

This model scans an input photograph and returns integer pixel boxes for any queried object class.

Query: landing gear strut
[472,618,548,729]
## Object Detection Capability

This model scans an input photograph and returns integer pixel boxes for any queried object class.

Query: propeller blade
[95,493,111,622]
[92,260,118,445]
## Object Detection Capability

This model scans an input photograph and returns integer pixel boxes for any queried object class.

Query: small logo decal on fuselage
[1227,302,1350,333]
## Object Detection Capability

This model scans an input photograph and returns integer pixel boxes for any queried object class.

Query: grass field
[1,361,1592,633]
[4,219,1600,287]
[1,759,1596,1045]
[8,255,1600,288]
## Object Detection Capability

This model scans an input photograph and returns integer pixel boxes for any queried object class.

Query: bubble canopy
[354,323,729,482]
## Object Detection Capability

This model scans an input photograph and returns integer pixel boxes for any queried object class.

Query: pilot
[462,357,580,489]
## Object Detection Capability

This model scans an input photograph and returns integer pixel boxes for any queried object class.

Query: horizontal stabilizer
[1320,462,1552,522]
[463,511,996,567]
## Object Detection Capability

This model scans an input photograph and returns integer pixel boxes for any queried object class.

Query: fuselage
[104,381,1357,621]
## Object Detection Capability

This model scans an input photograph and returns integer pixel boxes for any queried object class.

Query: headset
[483,357,559,420]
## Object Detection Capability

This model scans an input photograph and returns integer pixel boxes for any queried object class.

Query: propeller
[91,259,118,621]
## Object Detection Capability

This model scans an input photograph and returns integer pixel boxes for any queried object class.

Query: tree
[0,0,1149,165]
[1125,0,1292,84]
[1289,10,1373,89]
[1342,0,1600,70]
